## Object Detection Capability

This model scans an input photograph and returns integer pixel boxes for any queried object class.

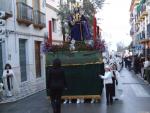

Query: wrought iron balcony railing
[147,23,150,38]
[143,48,150,55]
[130,27,134,36]
[17,2,33,26]
[33,10,46,29]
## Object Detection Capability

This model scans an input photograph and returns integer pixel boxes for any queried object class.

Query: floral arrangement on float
[41,39,105,53]
[42,1,106,54]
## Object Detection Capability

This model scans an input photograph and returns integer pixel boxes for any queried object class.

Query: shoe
[80,99,84,103]
[113,97,119,101]
[110,101,113,105]
[76,99,80,104]
[63,99,68,104]
[90,99,95,103]
[106,102,109,105]
[69,100,72,104]
[115,98,119,101]
[7,91,12,97]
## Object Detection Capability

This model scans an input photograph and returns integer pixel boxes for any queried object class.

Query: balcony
[143,48,150,55]
[136,21,140,25]
[130,14,134,23]
[147,0,150,5]
[0,0,12,19]
[33,10,46,29]
[130,27,134,36]
[147,23,150,38]
[147,48,150,55]
[135,26,139,32]
[141,4,148,17]
[140,39,149,44]
[134,0,140,5]
[16,2,33,26]
[139,31,148,44]
[141,31,145,39]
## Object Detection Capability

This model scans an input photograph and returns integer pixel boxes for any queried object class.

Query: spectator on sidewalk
[99,65,113,105]
[47,58,67,113]
[127,56,132,70]
[124,56,128,68]
[143,57,150,79]
[2,63,19,97]
[0,82,3,101]
[111,63,123,100]
[134,55,141,74]
[140,56,145,78]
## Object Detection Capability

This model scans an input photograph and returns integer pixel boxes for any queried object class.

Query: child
[99,65,113,105]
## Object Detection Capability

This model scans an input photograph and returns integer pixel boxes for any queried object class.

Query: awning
[136,4,141,13]
[140,0,146,4]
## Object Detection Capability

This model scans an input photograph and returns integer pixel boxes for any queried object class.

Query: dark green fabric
[46,51,102,65]
[46,63,104,96]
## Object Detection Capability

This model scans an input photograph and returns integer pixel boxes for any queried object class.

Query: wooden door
[35,41,41,78]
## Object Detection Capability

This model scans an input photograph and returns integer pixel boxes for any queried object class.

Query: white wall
[46,0,63,41]
[46,0,60,10]
[1,0,46,98]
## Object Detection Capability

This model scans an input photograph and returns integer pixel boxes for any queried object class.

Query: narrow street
[0,68,150,113]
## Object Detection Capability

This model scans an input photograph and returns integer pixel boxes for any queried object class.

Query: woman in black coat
[47,58,67,113]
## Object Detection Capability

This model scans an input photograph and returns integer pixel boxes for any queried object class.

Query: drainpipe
[12,0,17,53]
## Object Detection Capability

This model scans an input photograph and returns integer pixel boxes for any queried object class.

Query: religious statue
[68,3,92,41]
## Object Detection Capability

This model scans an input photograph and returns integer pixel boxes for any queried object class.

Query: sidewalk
[0,88,44,104]
[0,68,150,113]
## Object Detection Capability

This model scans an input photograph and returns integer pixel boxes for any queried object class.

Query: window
[60,0,63,5]
[19,39,27,82]
[35,41,41,78]
[33,0,40,10]
[52,18,57,32]
[0,0,12,14]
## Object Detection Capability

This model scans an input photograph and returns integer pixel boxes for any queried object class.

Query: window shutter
[34,0,40,10]
[48,20,52,45]
[35,41,41,78]
[19,39,27,82]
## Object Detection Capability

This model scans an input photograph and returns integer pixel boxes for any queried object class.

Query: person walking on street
[99,65,113,105]
[47,58,67,113]
[143,57,150,79]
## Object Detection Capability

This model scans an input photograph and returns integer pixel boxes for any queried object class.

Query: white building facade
[0,0,46,102]
[46,0,63,44]
[130,0,150,56]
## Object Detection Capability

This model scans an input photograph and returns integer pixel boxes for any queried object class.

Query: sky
[96,0,132,51]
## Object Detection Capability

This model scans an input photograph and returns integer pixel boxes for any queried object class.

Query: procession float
[43,1,106,102]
